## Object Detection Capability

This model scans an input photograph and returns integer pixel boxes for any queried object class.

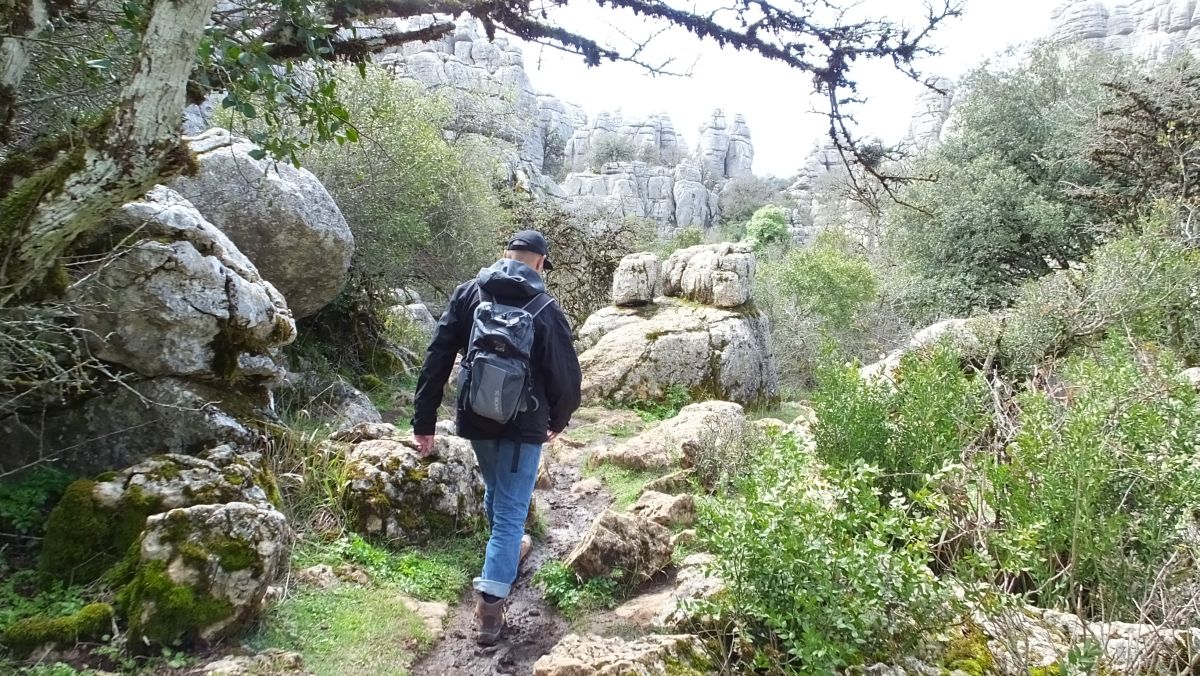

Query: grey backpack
[462,289,554,424]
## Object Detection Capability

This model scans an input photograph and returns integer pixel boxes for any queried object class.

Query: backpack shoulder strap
[523,292,555,318]
[476,286,492,305]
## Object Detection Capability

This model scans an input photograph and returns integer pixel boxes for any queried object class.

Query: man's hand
[546,429,560,443]
[415,434,435,457]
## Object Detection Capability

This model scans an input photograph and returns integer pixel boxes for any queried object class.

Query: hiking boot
[475,593,505,646]
[519,534,533,565]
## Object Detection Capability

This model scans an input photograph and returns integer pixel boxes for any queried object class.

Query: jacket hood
[476,259,545,299]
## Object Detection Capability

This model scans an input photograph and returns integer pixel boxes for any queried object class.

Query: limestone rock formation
[39,447,273,582]
[532,633,708,676]
[564,111,686,174]
[1051,0,1200,62]
[696,110,754,184]
[564,509,673,584]
[121,501,290,646]
[590,401,747,471]
[560,161,677,226]
[662,242,755,308]
[904,77,958,151]
[170,129,354,318]
[0,378,263,476]
[860,318,984,384]
[577,298,777,406]
[343,434,484,542]
[612,252,661,306]
[981,603,1200,674]
[672,160,712,230]
[613,553,726,631]
[578,246,776,406]
[1180,366,1200,389]
[628,490,695,527]
[278,373,382,430]
[70,186,295,382]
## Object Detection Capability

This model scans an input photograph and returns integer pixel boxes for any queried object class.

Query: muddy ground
[412,426,622,676]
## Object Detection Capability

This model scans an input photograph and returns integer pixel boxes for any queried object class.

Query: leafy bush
[982,338,1200,620]
[0,466,73,535]
[718,175,792,226]
[621,384,692,422]
[698,434,955,672]
[989,225,1200,374]
[587,136,637,171]
[533,560,618,617]
[743,204,790,250]
[887,45,1125,316]
[1084,58,1200,226]
[755,231,896,388]
[658,226,706,257]
[813,345,991,497]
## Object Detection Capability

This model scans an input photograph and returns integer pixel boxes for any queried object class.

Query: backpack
[461,288,554,424]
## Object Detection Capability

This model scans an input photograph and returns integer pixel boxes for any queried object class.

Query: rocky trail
[412,430,619,675]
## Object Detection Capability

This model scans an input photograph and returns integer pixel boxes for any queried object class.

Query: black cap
[506,229,554,271]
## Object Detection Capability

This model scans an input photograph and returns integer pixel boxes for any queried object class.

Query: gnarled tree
[1,0,961,305]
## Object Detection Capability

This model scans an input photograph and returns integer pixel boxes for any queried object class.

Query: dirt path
[412,437,614,676]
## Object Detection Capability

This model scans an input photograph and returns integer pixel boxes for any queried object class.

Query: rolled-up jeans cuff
[473,577,511,598]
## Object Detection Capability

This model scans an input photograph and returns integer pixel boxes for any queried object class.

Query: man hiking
[411,230,582,646]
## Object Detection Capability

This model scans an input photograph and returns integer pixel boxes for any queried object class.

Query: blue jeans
[470,438,543,598]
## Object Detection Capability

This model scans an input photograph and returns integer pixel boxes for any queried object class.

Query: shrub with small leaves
[698,433,955,672]
[533,560,618,617]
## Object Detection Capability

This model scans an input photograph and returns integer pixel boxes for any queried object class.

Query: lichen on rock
[342,433,485,543]
[117,501,290,647]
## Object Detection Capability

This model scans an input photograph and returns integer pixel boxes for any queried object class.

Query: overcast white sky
[512,0,1059,176]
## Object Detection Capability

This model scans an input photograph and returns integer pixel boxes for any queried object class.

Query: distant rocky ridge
[378,17,755,235]
[1051,0,1200,60]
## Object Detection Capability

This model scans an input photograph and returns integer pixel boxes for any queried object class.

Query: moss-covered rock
[343,435,484,544]
[119,502,290,647]
[1,603,113,654]
[943,621,995,676]
[39,447,273,583]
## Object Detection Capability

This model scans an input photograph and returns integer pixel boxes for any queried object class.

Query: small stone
[296,564,339,589]
[570,478,603,496]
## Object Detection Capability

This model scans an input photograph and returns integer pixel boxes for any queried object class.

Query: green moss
[40,480,162,584]
[1029,667,1062,676]
[256,467,283,509]
[117,559,234,647]
[1,603,113,653]
[404,466,429,482]
[223,471,247,486]
[942,621,995,676]
[94,471,118,482]
[210,537,259,573]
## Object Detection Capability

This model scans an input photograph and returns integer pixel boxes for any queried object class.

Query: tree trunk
[0,0,216,306]
[0,0,49,139]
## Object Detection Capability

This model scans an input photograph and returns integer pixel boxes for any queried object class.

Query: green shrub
[983,338,1200,620]
[587,136,637,171]
[812,345,990,497]
[624,384,692,423]
[533,560,618,617]
[0,466,73,535]
[743,204,789,250]
[660,227,705,256]
[760,231,878,331]
[887,45,1126,316]
[698,435,955,672]
[991,226,1200,374]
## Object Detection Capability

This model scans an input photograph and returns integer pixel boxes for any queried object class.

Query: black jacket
[411,260,582,443]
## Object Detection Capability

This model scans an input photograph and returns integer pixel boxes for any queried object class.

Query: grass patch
[582,463,667,510]
[745,399,811,422]
[292,533,484,604]
[253,584,430,676]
